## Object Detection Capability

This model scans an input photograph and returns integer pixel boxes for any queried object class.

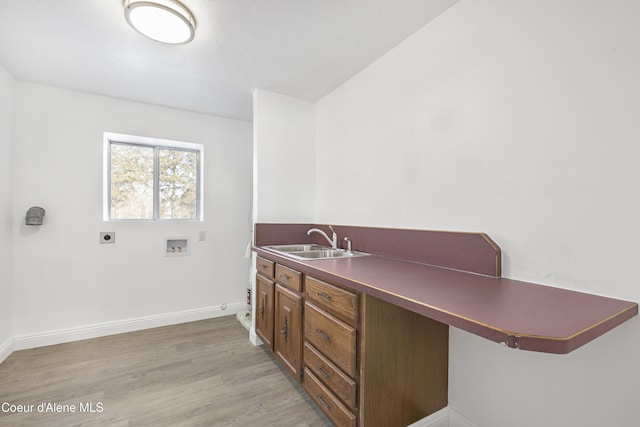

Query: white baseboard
[407,407,450,427]
[249,325,260,345]
[407,407,481,427]
[449,407,482,427]
[12,302,246,352]
[0,337,14,364]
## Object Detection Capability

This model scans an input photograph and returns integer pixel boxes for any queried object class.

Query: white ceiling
[0,0,459,121]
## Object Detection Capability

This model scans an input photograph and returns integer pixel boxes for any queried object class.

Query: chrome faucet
[307,225,338,249]
[344,237,352,253]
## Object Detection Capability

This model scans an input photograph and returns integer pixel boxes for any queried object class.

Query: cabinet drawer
[305,302,357,377]
[304,342,357,410]
[304,367,356,427]
[275,264,302,292]
[306,276,359,325]
[256,256,274,278]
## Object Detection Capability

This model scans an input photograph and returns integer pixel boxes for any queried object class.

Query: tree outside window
[106,134,202,221]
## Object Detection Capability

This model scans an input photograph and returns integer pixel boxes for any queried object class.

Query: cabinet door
[275,284,303,382]
[255,274,274,351]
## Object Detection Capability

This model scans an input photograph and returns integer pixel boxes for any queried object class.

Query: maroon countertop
[252,247,638,354]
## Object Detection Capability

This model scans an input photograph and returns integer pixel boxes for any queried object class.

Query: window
[104,132,203,221]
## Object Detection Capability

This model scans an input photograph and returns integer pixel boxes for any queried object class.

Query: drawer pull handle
[317,292,332,301]
[260,264,267,269]
[280,274,290,280]
[316,395,330,410]
[315,329,330,341]
[316,367,330,380]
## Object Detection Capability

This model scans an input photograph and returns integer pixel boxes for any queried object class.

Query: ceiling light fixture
[123,0,196,44]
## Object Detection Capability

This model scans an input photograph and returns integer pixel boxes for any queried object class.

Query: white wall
[249,89,315,343]
[11,83,252,342]
[253,89,316,223]
[316,1,640,426]
[0,65,14,357]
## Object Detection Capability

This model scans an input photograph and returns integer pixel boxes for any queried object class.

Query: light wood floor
[0,315,331,426]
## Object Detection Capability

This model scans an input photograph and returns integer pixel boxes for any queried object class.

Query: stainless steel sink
[265,244,330,252]
[263,244,369,260]
[292,250,357,259]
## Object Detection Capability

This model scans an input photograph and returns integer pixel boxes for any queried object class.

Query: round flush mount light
[123,0,196,44]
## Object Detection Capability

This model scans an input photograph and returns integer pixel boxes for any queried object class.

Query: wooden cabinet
[255,256,304,382]
[255,257,275,351]
[255,256,448,427]
[303,275,449,427]
[255,274,274,351]
[359,295,448,427]
[303,276,359,426]
[274,284,303,381]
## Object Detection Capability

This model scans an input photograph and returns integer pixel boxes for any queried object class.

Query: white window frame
[103,132,204,221]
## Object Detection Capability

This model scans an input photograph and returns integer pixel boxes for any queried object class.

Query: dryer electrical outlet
[100,232,115,244]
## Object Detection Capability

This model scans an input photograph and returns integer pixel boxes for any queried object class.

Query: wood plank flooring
[0,315,331,426]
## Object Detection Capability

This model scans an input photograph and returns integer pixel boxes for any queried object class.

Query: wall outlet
[100,232,115,244]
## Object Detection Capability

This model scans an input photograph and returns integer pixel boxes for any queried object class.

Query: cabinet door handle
[316,395,330,410]
[316,367,330,380]
[315,329,330,341]
[260,296,265,321]
[317,292,332,301]
[281,316,288,342]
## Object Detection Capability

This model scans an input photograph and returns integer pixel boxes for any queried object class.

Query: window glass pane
[159,148,198,220]
[110,144,154,219]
